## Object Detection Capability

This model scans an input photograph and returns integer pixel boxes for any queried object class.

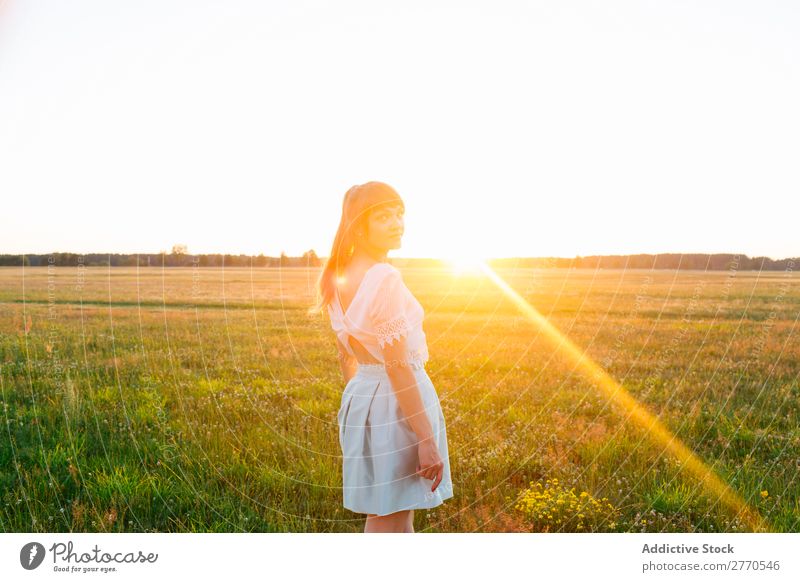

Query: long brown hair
[309,181,404,315]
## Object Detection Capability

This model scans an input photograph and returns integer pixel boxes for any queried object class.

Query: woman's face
[363,203,404,251]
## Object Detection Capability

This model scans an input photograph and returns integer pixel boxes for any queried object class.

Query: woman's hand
[416,438,444,492]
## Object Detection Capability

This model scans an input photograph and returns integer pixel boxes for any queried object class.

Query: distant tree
[302,249,320,267]
[280,251,289,267]
[171,244,188,255]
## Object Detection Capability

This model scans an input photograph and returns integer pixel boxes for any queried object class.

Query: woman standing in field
[312,181,454,533]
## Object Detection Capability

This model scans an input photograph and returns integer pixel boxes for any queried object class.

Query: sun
[445,254,488,276]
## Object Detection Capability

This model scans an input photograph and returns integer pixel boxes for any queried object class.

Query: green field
[1,265,798,532]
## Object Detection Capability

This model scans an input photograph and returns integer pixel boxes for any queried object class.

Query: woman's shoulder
[370,262,404,287]
[369,261,398,274]
[362,263,406,305]
[360,262,401,284]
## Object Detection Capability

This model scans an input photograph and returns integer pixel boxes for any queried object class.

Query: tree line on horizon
[0,249,796,271]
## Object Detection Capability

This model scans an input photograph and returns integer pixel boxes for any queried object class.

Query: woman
[312,181,454,533]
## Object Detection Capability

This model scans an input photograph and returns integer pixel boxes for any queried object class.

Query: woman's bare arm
[381,336,434,442]
[333,332,444,484]
[382,335,443,490]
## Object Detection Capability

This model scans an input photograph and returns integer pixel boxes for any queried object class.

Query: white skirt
[337,362,454,516]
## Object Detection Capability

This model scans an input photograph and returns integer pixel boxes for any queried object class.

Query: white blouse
[327,262,430,366]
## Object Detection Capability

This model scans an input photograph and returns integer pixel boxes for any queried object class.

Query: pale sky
[1,1,798,260]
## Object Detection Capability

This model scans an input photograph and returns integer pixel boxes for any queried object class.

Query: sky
[0,0,798,261]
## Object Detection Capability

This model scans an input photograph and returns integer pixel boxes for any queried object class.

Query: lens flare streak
[472,261,769,532]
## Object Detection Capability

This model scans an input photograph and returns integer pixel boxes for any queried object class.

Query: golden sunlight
[445,254,489,276]
[476,263,770,532]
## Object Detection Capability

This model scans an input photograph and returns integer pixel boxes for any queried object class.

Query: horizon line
[0,251,798,262]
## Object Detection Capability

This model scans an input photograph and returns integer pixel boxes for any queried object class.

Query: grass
[0,264,798,532]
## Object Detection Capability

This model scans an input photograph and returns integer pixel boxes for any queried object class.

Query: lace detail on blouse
[375,315,411,348]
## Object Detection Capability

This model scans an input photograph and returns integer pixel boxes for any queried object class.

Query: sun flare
[446,255,488,276]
